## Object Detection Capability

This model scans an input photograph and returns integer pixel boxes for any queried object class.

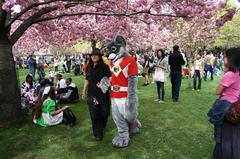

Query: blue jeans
[29,67,36,79]
[193,70,201,90]
[208,99,231,143]
[204,64,213,81]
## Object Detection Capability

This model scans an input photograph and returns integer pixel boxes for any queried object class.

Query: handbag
[154,68,165,82]
[63,108,76,127]
[225,100,240,124]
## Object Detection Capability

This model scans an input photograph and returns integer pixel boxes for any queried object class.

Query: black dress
[86,63,111,138]
[213,119,240,159]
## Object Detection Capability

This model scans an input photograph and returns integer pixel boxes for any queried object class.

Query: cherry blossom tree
[0,0,236,129]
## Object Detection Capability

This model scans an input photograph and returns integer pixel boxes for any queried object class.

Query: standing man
[168,45,185,102]
[27,54,37,80]
[142,50,150,86]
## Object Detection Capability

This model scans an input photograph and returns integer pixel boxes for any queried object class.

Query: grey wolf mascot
[107,35,141,148]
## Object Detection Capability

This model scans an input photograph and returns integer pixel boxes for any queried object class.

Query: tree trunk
[91,39,97,50]
[0,33,26,130]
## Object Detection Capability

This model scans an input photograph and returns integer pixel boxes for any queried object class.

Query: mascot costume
[107,35,141,148]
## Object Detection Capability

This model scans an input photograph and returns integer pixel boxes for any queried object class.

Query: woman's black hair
[26,74,34,88]
[34,86,56,119]
[206,50,211,55]
[225,48,240,72]
[40,78,50,87]
[86,55,104,76]
[197,50,202,57]
[157,49,165,60]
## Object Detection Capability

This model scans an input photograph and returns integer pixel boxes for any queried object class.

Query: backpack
[63,108,76,127]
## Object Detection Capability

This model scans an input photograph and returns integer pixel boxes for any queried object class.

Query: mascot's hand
[99,76,111,93]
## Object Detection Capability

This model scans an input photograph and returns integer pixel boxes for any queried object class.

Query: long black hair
[34,86,56,119]
[225,48,240,73]
[86,56,104,76]
[157,49,165,60]
[26,74,34,88]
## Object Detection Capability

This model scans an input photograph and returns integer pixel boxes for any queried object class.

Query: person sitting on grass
[55,73,67,95]
[57,78,79,103]
[33,86,68,127]
[35,78,52,103]
[21,74,37,108]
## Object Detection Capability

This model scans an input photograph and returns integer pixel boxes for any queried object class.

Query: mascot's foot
[112,136,129,148]
[129,120,142,135]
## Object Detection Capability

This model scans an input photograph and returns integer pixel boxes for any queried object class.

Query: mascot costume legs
[107,35,141,148]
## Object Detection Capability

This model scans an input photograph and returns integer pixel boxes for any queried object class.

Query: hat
[90,48,103,56]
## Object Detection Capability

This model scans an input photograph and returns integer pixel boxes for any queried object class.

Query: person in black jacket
[57,78,79,103]
[82,48,111,141]
[168,45,185,102]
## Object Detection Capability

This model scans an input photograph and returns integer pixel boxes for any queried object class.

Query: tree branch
[34,10,185,24]
[10,6,59,45]
[5,0,104,28]
[0,0,5,30]
[9,1,102,45]
[5,0,60,28]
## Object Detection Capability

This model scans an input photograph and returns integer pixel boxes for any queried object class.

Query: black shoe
[95,136,103,141]
[173,99,178,102]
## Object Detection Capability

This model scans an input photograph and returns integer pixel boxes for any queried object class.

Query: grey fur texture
[100,76,110,93]
[112,136,129,148]
[125,75,138,123]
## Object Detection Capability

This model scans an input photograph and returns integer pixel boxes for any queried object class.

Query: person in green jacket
[33,86,68,127]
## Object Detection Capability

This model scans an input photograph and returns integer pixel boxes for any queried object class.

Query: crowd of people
[17,45,240,156]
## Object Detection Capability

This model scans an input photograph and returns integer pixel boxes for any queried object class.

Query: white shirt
[195,60,200,70]
[56,79,67,89]
[69,83,76,88]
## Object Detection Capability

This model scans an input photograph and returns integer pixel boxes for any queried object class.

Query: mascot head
[107,35,128,63]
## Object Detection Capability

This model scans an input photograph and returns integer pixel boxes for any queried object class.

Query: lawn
[0,69,219,159]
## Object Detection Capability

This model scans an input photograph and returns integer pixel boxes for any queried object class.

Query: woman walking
[82,48,111,141]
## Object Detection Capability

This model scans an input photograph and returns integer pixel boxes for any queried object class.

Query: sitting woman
[21,74,37,108]
[33,86,68,127]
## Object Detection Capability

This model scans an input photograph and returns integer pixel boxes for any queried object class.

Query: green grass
[0,69,219,159]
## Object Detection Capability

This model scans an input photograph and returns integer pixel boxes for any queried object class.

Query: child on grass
[208,48,240,143]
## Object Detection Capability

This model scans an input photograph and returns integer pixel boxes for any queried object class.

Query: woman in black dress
[82,48,111,141]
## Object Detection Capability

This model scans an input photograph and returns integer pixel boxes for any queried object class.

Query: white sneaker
[159,100,165,104]
[154,99,159,102]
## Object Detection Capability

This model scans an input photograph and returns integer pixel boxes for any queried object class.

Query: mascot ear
[104,38,112,46]
[115,35,126,47]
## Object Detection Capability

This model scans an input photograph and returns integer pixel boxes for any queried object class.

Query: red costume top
[110,55,138,98]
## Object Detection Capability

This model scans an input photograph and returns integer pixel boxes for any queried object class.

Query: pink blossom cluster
[0,0,232,52]
[2,0,16,11]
